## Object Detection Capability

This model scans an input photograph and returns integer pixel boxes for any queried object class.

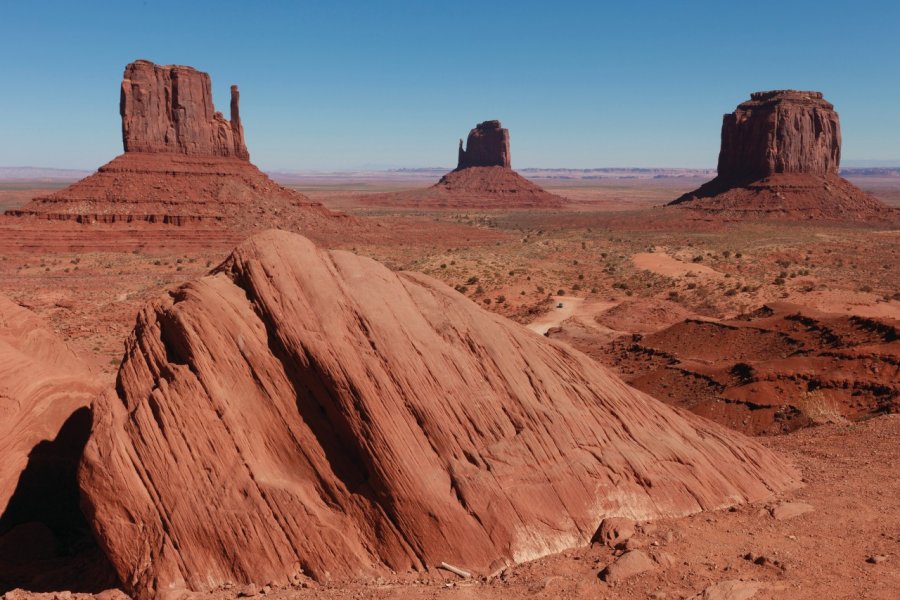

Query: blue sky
[1,0,898,170]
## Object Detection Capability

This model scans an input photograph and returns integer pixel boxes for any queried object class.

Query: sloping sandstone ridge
[0,296,116,591]
[81,229,797,599]
[363,120,566,208]
[7,60,345,233]
[671,90,894,220]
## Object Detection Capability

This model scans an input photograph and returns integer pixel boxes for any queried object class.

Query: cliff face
[716,90,840,182]
[457,120,511,169]
[120,59,249,159]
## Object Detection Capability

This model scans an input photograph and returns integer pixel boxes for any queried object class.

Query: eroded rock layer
[671,91,894,220]
[81,230,797,599]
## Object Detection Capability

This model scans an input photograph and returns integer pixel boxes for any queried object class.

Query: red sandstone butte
[120,59,249,159]
[363,120,566,208]
[671,90,894,220]
[80,229,797,599]
[457,120,511,169]
[6,60,348,233]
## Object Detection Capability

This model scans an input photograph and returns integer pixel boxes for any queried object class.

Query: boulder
[770,501,814,520]
[599,549,656,583]
[80,230,798,599]
[593,517,637,548]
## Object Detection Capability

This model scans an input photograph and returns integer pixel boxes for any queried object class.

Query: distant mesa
[456,120,511,169]
[6,60,347,234]
[80,229,796,597]
[716,91,839,181]
[670,90,895,220]
[363,120,566,208]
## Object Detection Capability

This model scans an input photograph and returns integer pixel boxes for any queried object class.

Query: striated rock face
[120,60,249,159]
[81,230,797,599]
[717,90,840,182]
[457,120,511,169]
[671,91,894,220]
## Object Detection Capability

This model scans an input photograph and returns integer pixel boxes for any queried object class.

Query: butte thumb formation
[670,90,894,220]
[6,60,348,236]
[364,120,566,208]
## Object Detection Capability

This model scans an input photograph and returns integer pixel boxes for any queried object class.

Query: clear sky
[1,0,898,170]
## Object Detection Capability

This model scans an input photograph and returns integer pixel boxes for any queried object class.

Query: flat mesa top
[129,58,203,73]
[741,90,833,109]
[750,90,824,101]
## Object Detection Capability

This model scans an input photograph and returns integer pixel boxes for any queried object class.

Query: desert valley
[0,49,898,600]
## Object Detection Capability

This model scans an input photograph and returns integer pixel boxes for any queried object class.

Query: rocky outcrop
[671,91,894,220]
[457,120,511,169]
[717,91,840,182]
[0,296,116,591]
[8,60,350,232]
[584,302,899,435]
[0,296,97,513]
[81,230,798,599]
[120,60,248,159]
